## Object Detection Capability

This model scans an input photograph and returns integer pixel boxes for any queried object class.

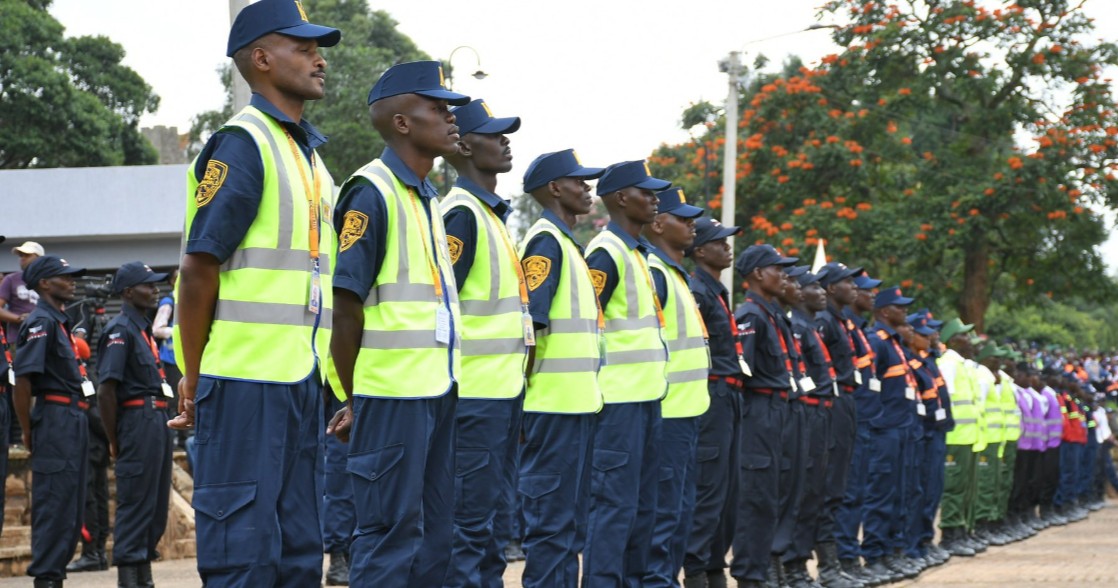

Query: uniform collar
[540,209,584,251]
[605,221,650,253]
[454,176,510,222]
[791,307,815,325]
[872,320,898,338]
[123,303,152,331]
[693,267,728,298]
[381,146,439,199]
[36,297,69,328]
[648,245,689,282]
[249,93,327,151]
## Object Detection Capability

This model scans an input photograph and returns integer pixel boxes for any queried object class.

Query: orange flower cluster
[751,215,781,237]
[1047,210,1068,220]
[836,207,858,220]
[850,159,863,167]
[845,140,864,154]
[898,87,912,96]
[856,202,873,211]
[1008,156,1024,169]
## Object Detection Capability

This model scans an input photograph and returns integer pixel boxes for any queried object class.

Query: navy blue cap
[797,270,823,287]
[112,261,169,294]
[23,255,86,290]
[687,218,741,256]
[451,99,520,136]
[907,313,936,336]
[917,308,945,330]
[523,149,604,192]
[227,0,341,57]
[854,274,882,289]
[785,265,809,278]
[817,261,863,287]
[656,188,703,218]
[367,61,470,106]
[596,161,671,196]
[875,285,915,308]
[735,244,799,278]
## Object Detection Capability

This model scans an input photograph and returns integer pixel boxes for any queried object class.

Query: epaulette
[876,329,889,340]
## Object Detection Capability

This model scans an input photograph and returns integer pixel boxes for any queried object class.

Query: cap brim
[276,23,341,47]
[857,278,883,289]
[59,267,86,278]
[820,267,862,286]
[928,320,944,329]
[634,177,672,191]
[775,256,800,267]
[142,272,170,284]
[666,203,704,219]
[567,166,605,180]
[913,326,936,336]
[894,296,915,306]
[415,89,471,106]
[470,116,521,135]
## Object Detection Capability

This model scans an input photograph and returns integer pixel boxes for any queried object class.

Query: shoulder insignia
[29,325,43,334]
[195,160,229,208]
[523,256,551,291]
[945,454,954,463]
[876,329,889,340]
[447,235,464,264]
[589,269,608,296]
[338,210,369,253]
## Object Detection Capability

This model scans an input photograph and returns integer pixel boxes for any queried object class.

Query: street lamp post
[441,46,489,191]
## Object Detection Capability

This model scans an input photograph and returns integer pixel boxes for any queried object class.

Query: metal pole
[231,0,252,111]
[720,51,742,295]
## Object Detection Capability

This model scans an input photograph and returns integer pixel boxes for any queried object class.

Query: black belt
[121,397,169,410]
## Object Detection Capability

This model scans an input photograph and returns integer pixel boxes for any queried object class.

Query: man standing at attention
[168,1,341,585]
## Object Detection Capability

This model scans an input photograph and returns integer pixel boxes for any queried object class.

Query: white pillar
[230,0,252,111]
[720,51,743,295]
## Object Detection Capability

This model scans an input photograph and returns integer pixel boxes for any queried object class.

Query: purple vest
[1015,386,1045,451]
[1040,386,1063,449]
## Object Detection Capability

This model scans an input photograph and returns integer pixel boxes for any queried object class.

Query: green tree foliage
[0,0,159,168]
[649,0,1118,330]
[986,298,1118,351]
[189,0,428,179]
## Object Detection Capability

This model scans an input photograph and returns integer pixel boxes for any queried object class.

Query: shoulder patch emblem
[338,210,369,253]
[447,235,464,264]
[589,269,608,296]
[195,160,228,208]
[523,256,551,291]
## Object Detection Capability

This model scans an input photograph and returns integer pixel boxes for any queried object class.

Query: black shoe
[885,554,918,579]
[706,570,728,588]
[840,559,877,586]
[816,543,863,588]
[33,579,63,588]
[735,581,766,588]
[785,559,824,588]
[118,565,141,588]
[862,560,896,584]
[764,555,785,588]
[683,574,709,588]
[941,528,976,557]
[137,562,154,588]
[505,540,526,562]
[66,548,103,573]
[326,550,349,586]
[929,543,952,563]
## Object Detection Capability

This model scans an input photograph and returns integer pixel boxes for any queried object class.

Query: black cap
[735,244,798,278]
[23,255,86,291]
[687,218,741,256]
[112,261,169,294]
[226,0,341,57]
[874,285,915,308]
[817,261,864,287]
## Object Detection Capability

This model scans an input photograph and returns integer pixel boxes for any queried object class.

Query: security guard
[911,311,955,566]
[322,379,354,586]
[642,188,709,587]
[96,262,174,588]
[898,315,936,569]
[168,2,341,585]
[1038,372,1066,526]
[584,160,670,586]
[12,255,89,588]
[683,217,744,588]
[935,318,981,556]
[974,344,1007,544]
[812,262,866,588]
[440,98,529,588]
[995,357,1025,540]
[729,244,797,588]
[518,149,605,587]
[328,60,466,586]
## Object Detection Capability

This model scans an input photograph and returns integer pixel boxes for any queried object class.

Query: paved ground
[6,501,1115,587]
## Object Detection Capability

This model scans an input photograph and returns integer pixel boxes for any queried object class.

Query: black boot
[840,558,879,586]
[765,555,786,588]
[118,565,141,588]
[137,562,154,588]
[505,539,526,562]
[706,569,729,588]
[682,573,709,588]
[816,543,863,588]
[325,550,349,586]
[33,579,63,588]
[66,544,103,573]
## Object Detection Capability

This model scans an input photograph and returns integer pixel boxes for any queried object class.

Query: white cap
[11,241,45,256]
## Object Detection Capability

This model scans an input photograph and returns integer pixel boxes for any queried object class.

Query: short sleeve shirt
[13,298,83,395]
[443,176,512,290]
[97,305,165,401]
[521,209,581,329]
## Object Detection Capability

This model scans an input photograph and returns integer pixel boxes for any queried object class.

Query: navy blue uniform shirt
[692,269,740,377]
[521,209,584,329]
[868,321,915,430]
[793,308,835,397]
[13,298,83,395]
[443,175,512,289]
[97,304,165,401]
[735,292,794,392]
[845,307,884,422]
[921,351,955,432]
[186,94,327,264]
[817,304,857,388]
[332,147,442,301]
[647,244,689,309]
[586,222,654,309]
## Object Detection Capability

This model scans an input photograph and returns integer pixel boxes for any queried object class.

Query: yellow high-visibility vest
[648,253,710,418]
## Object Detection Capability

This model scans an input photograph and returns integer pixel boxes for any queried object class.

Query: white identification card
[81,379,95,397]
[935,408,947,421]
[522,311,536,347]
[739,357,753,377]
[916,403,927,416]
[7,370,13,387]
[833,382,840,397]
[789,376,798,391]
[308,260,322,314]
[869,377,882,393]
[161,382,175,398]
[435,306,451,345]
[854,370,863,385]
[905,386,916,400]
[799,376,817,393]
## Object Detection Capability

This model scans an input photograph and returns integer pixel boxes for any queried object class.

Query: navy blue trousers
[818,394,856,546]
[861,426,903,561]
[901,426,926,557]
[112,400,173,565]
[28,399,88,581]
[322,393,355,554]
[774,401,808,559]
[191,377,324,588]
[730,392,788,581]
[835,424,871,560]
[789,402,831,562]
[583,401,662,588]
[1077,434,1098,500]
[347,389,457,588]
[920,432,947,548]
[1055,441,1081,507]
[683,380,741,577]
[517,412,594,588]
[645,416,699,587]
[446,396,524,588]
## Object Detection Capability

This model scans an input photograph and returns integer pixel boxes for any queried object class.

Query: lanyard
[140,330,168,383]
[887,337,918,390]
[283,130,321,260]
[1,328,11,367]
[63,328,88,381]
[633,252,666,328]
[849,319,876,367]
[480,204,529,306]
[405,189,445,299]
[760,308,795,375]
[716,292,745,359]
[811,329,837,381]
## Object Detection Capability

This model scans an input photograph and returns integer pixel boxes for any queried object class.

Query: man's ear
[392,113,410,136]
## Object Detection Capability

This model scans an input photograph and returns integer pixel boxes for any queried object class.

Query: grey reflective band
[461,337,525,357]
[954,418,978,424]
[535,357,601,373]
[667,367,709,384]
[366,283,437,306]
[987,423,1003,428]
[593,237,641,318]
[544,318,599,334]
[361,329,448,350]
[460,296,522,316]
[362,163,413,278]
[606,317,661,331]
[667,336,708,353]
[214,299,319,328]
[606,348,668,365]
[953,400,974,406]
[224,247,331,274]
[233,113,295,250]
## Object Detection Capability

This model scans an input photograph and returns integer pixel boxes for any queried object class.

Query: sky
[48,0,1118,270]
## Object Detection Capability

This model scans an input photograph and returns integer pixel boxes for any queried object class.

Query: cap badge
[294,1,309,22]
[679,189,687,203]
[481,101,494,117]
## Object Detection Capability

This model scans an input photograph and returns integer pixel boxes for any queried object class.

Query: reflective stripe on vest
[587,231,668,404]
[999,377,1022,442]
[177,106,335,383]
[942,353,981,446]
[440,189,527,399]
[518,219,604,414]
[345,160,461,398]
[648,254,710,418]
